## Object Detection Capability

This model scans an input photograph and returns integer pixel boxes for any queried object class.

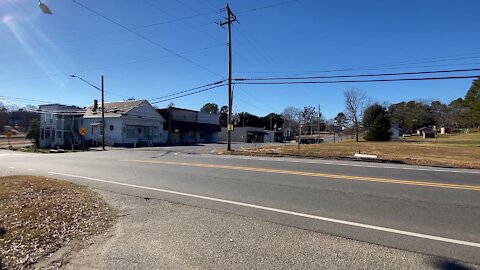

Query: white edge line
[48,171,480,248]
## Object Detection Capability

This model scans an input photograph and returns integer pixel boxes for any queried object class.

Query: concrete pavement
[0,146,479,265]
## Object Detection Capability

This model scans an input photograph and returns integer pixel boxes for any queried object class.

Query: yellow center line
[123,159,480,191]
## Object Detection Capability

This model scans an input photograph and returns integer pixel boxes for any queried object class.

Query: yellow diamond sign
[79,127,87,136]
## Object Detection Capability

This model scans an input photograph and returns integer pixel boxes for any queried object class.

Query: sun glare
[2,15,13,24]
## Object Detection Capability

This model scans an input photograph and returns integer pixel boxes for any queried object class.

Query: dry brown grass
[0,176,115,269]
[0,137,33,150]
[233,133,480,169]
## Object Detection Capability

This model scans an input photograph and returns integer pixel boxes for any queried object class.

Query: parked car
[297,138,323,144]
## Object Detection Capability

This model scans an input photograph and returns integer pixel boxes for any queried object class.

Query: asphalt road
[1,144,479,264]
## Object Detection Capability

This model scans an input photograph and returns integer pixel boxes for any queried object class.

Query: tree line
[341,78,480,141]
[199,78,479,142]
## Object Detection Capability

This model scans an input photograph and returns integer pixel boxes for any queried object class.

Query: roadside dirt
[0,176,115,269]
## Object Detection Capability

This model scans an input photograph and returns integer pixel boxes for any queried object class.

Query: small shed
[440,127,451,135]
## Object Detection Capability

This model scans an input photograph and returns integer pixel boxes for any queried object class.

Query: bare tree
[344,88,367,142]
[302,106,316,135]
[281,106,301,139]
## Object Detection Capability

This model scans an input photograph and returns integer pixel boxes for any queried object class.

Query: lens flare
[2,15,13,24]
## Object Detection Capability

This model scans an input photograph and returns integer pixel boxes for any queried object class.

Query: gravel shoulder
[63,190,479,270]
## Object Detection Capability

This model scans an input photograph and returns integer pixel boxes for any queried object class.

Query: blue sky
[1,0,479,119]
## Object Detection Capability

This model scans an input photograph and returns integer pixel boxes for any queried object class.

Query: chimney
[93,99,98,111]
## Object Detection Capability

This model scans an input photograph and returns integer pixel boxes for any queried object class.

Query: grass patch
[0,176,115,269]
[232,133,480,169]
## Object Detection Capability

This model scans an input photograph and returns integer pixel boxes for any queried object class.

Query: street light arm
[69,74,102,92]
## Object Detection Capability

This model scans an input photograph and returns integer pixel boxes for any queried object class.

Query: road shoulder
[63,189,478,270]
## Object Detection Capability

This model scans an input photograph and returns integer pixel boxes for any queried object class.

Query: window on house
[126,125,136,138]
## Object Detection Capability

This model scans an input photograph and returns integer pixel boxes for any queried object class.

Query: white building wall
[197,112,219,124]
[219,127,267,143]
[81,101,166,146]
[172,109,196,122]
[82,117,166,146]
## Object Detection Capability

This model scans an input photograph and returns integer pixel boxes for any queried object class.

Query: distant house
[157,107,220,144]
[38,104,86,149]
[82,100,166,147]
[416,126,435,139]
[416,126,433,136]
[389,124,401,139]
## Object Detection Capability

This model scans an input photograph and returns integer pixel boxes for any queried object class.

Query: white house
[38,104,86,149]
[82,100,166,147]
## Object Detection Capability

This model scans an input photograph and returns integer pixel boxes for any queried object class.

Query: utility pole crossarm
[219,5,237,26]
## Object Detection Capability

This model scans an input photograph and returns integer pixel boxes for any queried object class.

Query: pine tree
[363,104,392,141]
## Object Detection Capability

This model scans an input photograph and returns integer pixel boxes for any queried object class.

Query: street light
[69,75,105,150]
[38,0,52,15]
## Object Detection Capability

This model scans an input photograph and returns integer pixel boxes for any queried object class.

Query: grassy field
[0,176,115,269]
[233,133,480,169]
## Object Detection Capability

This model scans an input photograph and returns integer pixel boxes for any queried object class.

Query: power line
[235,52,480,75]
[236,0,301,14]
[236,86,278,111]
[235,68,480,81]
[149,80,226,101]
[71,0,222,77]
[72,44,224,75]
[234,95,272,114]
[60,22,215,55]
[0,95,57,104]
[0,44,223,82]
[52,6,220,45]
[233,75,480,85]
[150,83,227,104]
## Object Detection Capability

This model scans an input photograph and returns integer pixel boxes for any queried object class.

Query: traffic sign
[5,130,13,138]
[79,127,87,136]
[227,124,234,131]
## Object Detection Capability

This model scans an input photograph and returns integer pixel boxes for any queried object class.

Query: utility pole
[318,104,321,141]
[101,75,105,151]
[220,4,237,151]
[298,119,303,150]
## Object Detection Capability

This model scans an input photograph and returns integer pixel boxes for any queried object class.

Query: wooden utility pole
[101,75,105,151]
[318,104,321,141]
[220,4,236,151]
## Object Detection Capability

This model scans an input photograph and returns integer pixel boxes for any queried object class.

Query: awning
[170,121,197,132]
[198,123,221,133]
[170,121,221,133]
[247,131,268,136]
